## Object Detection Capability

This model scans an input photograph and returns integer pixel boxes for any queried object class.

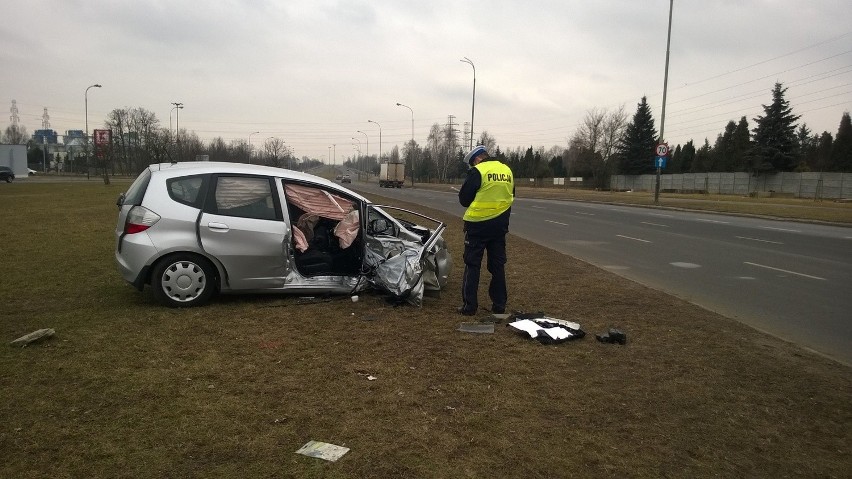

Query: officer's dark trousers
[461,231,507,312]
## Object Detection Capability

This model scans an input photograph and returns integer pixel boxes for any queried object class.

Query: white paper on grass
[508,319,574,340]
[508,319,543,338]
[295,440,350,462]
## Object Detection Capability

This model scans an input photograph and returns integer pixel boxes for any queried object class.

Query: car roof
[147,162,369,202]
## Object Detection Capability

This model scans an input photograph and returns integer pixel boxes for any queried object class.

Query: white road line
[545,220,570,226]
[532,205,546,209]
[640,221,669,227]
[650,213,674,218]
[759,226,800,233]
[616,234,652,243]
[735,236,783,245]
[450,186,459,191]
[696,218,729,224]
[744,262,826,281]
[575,212,595,216]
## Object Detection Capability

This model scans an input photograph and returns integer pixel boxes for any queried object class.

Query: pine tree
[749,82,800,173]
[732,116,751,172]
[830,112,852,172]
[616,96,658,174]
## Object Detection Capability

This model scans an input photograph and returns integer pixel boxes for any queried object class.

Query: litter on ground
[295,440,350,462]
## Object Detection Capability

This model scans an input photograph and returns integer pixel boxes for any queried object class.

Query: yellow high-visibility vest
[463,161,514,222]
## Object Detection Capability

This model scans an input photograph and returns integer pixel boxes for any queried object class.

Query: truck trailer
[379,162,405,188]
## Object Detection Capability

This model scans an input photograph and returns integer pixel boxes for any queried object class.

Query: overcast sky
[3,0,851,162]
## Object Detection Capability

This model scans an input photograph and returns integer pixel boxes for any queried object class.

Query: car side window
[212,176,277,220]
[167,175,205,207]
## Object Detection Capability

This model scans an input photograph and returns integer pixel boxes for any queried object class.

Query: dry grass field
[0,180,849,478]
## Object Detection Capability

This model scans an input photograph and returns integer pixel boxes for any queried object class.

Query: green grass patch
[1,181,849,478]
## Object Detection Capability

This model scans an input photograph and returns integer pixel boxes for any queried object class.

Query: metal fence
[609,172,851,200]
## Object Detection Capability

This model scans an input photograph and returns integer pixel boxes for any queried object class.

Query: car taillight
[124,206,161,234]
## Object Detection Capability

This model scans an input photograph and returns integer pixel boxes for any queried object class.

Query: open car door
[363,205,451,306]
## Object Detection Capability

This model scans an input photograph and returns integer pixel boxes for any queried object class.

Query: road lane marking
[532,205,546,209]
[759,226,800,233]
[670,262,701,268]
[744,262,826,280]
[616,234,651,243]
[640,221,669,227]
[696,218,729,224]
[735,236,784,245]
[545,220,570,226]
[575,211,595,216]
[650,213,674,218]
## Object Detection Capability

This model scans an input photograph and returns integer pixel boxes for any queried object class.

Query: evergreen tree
[680,140,696,173]
[714,121,737,171]
[748,82,800,173]
[794,124,814,172]
[616,96,657,174]
[732,116,751,172]
[691,139,712,173]
[815,132,834,171]
[830,112,852,172]
[670,144,683,173]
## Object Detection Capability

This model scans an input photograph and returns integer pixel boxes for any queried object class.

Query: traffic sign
[655,143,669,157]
[655,156,667,169]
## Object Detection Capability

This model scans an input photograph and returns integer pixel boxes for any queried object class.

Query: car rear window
[122,169,151,206]
[167,175,205,207]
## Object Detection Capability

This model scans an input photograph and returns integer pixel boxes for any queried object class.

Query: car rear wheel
[5,177,11,183]
[151,254,217,307]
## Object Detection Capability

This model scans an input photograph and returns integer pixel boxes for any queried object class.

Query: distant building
[64,130,85,144]
[33,129,58,145]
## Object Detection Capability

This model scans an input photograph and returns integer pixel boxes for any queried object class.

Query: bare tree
[2,124,29,144]
[262,137,287,167]
[477,130,497,152]
[568,106,627,187]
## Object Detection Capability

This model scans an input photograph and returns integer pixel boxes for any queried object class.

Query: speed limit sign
[656,143,669,157]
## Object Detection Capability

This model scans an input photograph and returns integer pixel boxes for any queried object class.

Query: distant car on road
[341,174,351,183]
[114,162,452,307]
[28,168,36,176]
[0,166,15,183]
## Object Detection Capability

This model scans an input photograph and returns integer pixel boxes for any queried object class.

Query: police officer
[457,145,515,316]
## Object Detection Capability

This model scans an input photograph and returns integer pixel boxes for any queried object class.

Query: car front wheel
[151,254,217,307]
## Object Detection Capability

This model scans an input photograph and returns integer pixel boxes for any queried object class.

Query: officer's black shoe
[491,305,506,314]
[456,306,476,316]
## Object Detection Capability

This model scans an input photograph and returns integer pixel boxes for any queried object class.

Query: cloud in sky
[3,0,851,161]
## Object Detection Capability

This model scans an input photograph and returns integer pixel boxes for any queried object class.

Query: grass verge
[0,182,849,478]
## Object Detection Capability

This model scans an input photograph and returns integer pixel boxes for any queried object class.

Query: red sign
[93,129,111,147]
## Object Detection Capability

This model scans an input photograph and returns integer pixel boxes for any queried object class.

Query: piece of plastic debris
[295,440,350,462]
[457,322,495,334]
[507,313,585,344]
[351,295,359,302]
[10,328,55,347]
[367,375,377,381]
[595,328,627,345]
[490,313,511,323]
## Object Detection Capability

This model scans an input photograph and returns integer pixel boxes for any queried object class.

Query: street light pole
[248,131,260,163]
[396,102,414,142]
[356,130,368,158]
[85,83,101,178]
[170,104,183,136]
[367,120,382,161]
[654,0,674,205]
[171,102,183,161]
[460,57,476,150]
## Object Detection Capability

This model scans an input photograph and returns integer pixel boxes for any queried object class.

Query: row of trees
[3,82,850,184]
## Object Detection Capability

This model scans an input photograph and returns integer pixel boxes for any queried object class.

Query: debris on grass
[596,328,627,345]
[458,322,495,334]
[506,313,585,344]
[10,328,55,347]
[295,440,350,462]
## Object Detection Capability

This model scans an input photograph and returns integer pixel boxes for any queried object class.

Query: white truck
[379,162,405,188]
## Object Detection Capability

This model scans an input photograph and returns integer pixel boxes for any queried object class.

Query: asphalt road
[352,182,852,365]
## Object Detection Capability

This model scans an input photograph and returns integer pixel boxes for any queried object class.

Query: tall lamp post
[654,0,674,205]
[248,131,260,163]
[396,103,414,142]
[170,104,184,136]
[171,102,183,161]
[85,83,101,178]
[460,57,476,150]
[355,130,368,158]
[367,120,381,162]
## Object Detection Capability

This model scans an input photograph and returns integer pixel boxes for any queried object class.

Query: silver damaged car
[115,162,452,307]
